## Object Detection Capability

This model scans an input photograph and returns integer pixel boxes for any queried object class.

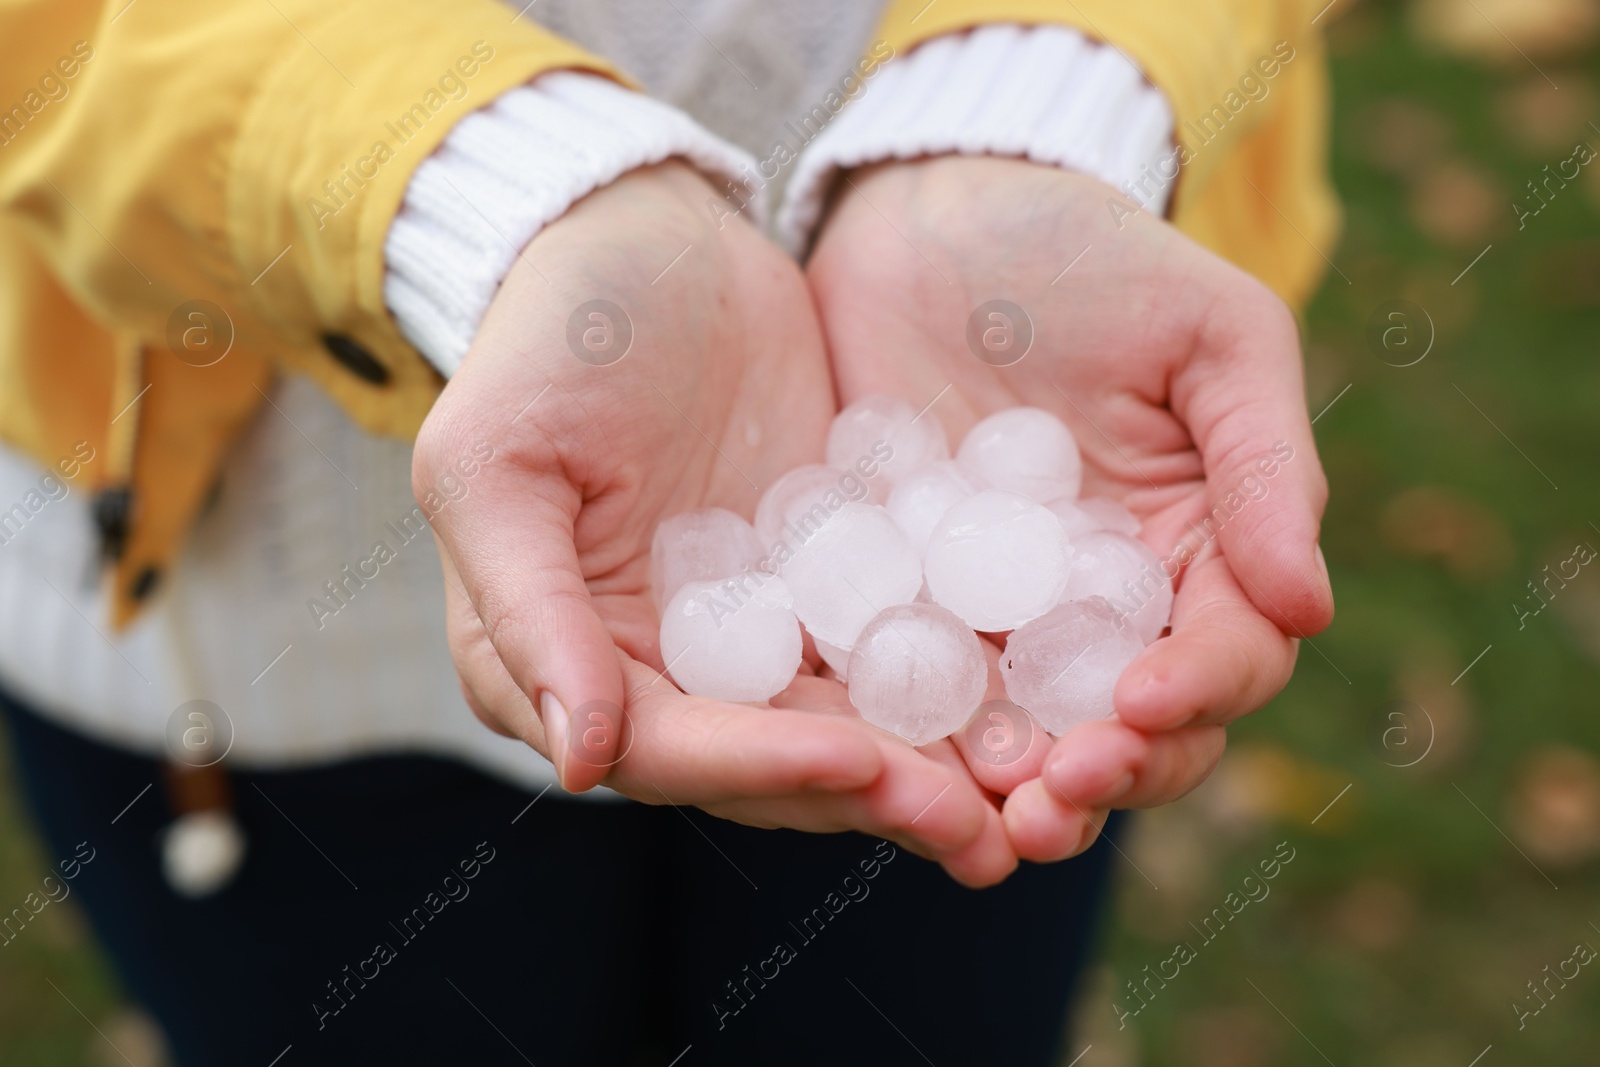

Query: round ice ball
[885,460,987,559]
[848,604,988,747]
[1046,498,1103,540]
[813,638,853,680]
[957,407,1081,502]
[660,577,803,703]
[924,489,1073,632]
[755,464,855,550]
[1061,531,1173,644]
[826,394,949,496]
[1049,496,1141,539]
[1000,597,1143,736]
[651,508,764,608]
[783,503,923,648]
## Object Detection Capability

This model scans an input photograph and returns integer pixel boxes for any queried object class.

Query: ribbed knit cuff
[384,71,764,377]
[777,24,1176,255]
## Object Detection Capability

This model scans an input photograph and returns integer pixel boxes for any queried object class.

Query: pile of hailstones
[654,398,1173,746]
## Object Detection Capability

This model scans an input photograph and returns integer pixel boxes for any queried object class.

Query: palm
[525,206,836,669]
[815,160,1242,546]
[808,156,1333,857]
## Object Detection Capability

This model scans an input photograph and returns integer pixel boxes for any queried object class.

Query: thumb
[433,465,627,792]
[1171,285,1333,637]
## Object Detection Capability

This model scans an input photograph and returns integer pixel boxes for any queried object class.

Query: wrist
[384,73,760,378]
[467,160,755,381]
[504,160,738,288]
[778,24,1174,256]
[815,155,1121,249]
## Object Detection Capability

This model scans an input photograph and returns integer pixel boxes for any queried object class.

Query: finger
[695,752,1017,887]
[435,545,546,745]
[793,635,1048,799]
[705,769,1017,888]
[427,457,625,794]
[928,803,1017,888]
[1001,779,1107,864]
[824,731,1004,862]
[612,657,883,801]
[1043,719,1226,810]
[1115,549,1299,732]
[769,672,867,718]
[779,667,1018,813]
[767,675,1018,881]
[1170,274,1333,636]
[775,673,1002,794]
[949,640,1050,796]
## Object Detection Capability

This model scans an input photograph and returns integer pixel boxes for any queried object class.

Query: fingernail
[1044,743,1078,784]
[1050,761,1133,805]
[1045,749,1100,799]
[1104,770,1135,801]
[1314,543,1330,589]
[540,691,569,784]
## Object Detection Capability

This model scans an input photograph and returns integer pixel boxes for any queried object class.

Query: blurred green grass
[0,723,130,1066]
[4,0,1600,1063]
[1081,1,1600,1064]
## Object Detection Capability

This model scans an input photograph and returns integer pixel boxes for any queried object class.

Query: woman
[0,1,1334,1062]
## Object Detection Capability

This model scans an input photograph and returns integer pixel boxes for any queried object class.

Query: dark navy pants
[2,690,1120,1067]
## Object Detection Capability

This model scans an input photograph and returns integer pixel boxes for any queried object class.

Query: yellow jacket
[0,0,1337,624]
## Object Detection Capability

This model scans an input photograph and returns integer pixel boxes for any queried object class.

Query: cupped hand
[413,162,1014,885]
[806,155,1334,861]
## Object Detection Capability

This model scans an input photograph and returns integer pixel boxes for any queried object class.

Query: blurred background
[1074,0,1600,1062]
[4,0,1600,1062]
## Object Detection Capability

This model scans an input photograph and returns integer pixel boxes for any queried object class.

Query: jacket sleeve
[868,0,1339,306]
[0,0,624,433]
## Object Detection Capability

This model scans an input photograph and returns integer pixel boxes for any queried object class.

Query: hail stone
[1046,498,1103,540]
[660,577,802,703]
[957,407,1082,503]
[885,460,987,558]
[1047,496,1142,540]
[813,638,853,680]
[1060,531,1173,644]
[651,508,764,608]
[924,489,1073,632]
[783,503,923,648]
[1000,597,1143,735]
[848,604,988,746]
[754,464,852,550]
[826,394,949,497]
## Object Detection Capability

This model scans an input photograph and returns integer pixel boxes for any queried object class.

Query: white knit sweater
[0,2,1172,793]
